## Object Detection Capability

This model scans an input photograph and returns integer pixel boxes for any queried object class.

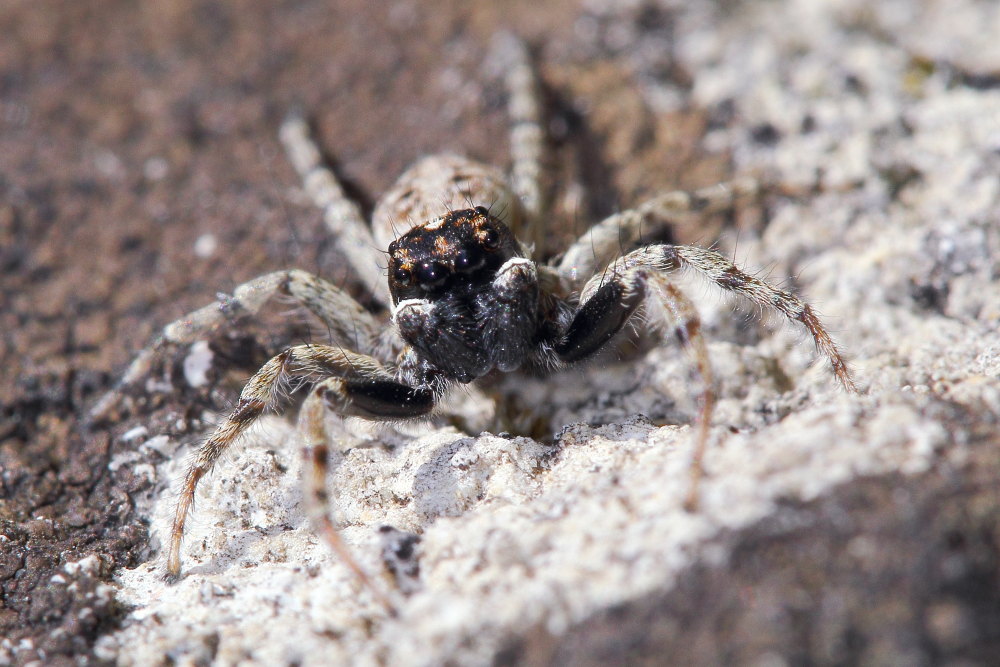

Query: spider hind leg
[90,269,384,423]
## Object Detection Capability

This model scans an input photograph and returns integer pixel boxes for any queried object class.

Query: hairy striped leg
[556,178,761,287]
[298,376,434,614]
[593,244,856,391]
[500,32,546,253]
[663,244,857,392]
[166,344,433,580]
[556,243,856,508]
[646,278,717,510]
[280,115,391,306]
[90,270,383,422]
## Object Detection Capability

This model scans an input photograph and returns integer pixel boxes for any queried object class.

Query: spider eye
[416,260,449,288]
[392,265,413,285]
[454,245,484,272]
[481,226,501,251]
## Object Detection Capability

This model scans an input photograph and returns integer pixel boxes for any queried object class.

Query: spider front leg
[583,244,856,392]
[557,242,857,509]
[90,269,383,422]
[166,344,432,585]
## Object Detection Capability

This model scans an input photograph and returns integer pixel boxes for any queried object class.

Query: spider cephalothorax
[94,36,856,610]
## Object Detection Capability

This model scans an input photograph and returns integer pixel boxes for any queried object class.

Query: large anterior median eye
[454,245,484,272]
[416,260,449,288]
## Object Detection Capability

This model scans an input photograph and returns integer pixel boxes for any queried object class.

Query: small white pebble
[194,233,218,258]
[183,340,214,388]
[121,425,149,443]
[64,554,102,576]
[94,149,124,178]
[140,435,172,456]
[144,156,169,181]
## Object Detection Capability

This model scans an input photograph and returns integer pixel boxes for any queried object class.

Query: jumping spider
[95,37,855,606]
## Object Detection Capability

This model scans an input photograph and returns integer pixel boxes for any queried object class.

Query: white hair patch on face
[392,297,432,319]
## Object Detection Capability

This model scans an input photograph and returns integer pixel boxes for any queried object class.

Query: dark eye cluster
[390,213,504,293]
[395,260,457,290]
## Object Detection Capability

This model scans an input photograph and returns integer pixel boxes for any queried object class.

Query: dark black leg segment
[555,276,644,364]
[327,378,435,420]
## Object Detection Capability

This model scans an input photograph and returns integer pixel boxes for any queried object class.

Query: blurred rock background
[2,0,998,664]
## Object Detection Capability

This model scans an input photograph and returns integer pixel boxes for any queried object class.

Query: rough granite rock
[3,0,999,665]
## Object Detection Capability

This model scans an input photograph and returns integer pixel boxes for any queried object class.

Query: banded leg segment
[646,277,715,511]
[556,178,760,287]
[90,269,383,422]
[555,265,715,510]
[303,440,390,609]
[298,378,433,613]
[166,344,414,578]
[280,114,391,306]
[502,33,546,252]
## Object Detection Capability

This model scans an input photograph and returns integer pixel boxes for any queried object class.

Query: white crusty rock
[100,0,1000,664]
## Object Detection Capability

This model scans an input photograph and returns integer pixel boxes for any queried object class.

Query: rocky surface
[2,0,999,665]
